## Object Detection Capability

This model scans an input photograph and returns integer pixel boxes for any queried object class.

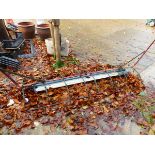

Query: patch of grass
[53,60,64,69]
[53,53,56,60]
[66,57,79,65]
[132,95,155,126]
[148,105,155,111]
[142,111,153,125]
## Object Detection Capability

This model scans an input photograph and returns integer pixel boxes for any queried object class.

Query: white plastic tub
[45,38,70,56]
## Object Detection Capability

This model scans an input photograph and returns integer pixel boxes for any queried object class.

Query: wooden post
[0,19,10,42]
[48,20,56,53]
[53,19,61,62]
[49,19,63,68]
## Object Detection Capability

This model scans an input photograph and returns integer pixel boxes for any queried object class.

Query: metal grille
[0,56,20,69]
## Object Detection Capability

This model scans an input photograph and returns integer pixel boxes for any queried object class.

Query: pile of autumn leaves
[0,39,145,134]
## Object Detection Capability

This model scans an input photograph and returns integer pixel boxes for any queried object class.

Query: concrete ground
[3,19,155,134]
[61,20,155,72]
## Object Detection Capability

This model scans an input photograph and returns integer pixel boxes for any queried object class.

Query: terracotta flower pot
[37,24,51,40]
[18,22,35,39]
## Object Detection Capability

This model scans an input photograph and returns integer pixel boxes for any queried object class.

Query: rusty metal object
[18,22,35,39]
[37,24,51,40]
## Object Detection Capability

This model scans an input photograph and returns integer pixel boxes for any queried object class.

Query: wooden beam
[0,19,10,41]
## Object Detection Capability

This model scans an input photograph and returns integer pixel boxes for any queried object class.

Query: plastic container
[45,38,53,55]
[45,38,70,56]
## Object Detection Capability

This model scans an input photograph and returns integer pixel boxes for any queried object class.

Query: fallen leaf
[82,105,88,110]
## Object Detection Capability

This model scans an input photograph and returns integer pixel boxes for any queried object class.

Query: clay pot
[37,24,51,40]
[18,22,35,39]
